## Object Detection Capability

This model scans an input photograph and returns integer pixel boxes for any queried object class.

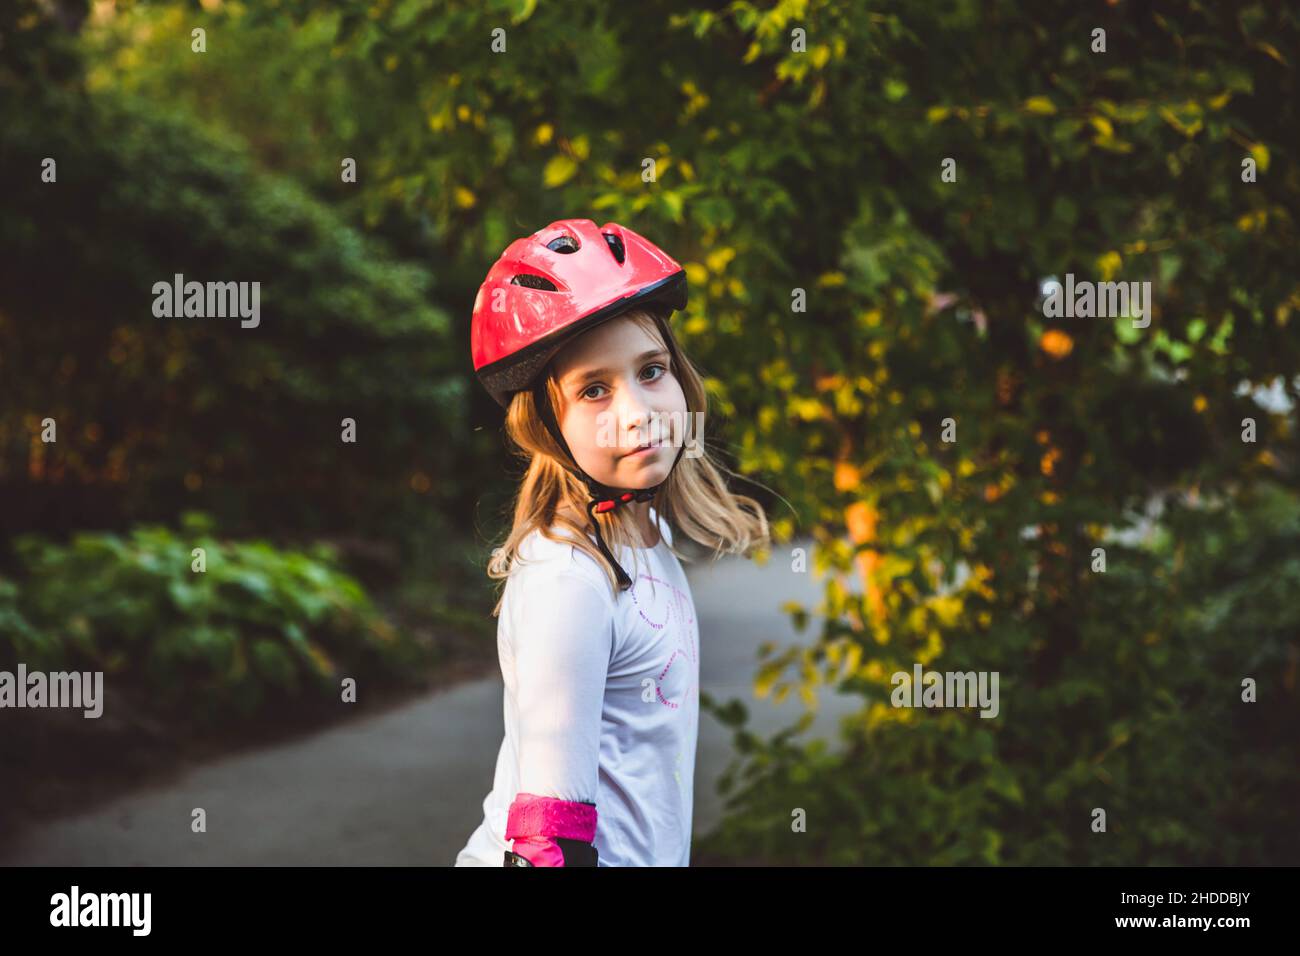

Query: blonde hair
[486,307,771,613]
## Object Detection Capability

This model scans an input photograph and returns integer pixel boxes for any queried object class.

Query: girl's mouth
[624,442,660,459]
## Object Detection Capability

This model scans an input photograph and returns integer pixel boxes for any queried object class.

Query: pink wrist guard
[504,792,598,867]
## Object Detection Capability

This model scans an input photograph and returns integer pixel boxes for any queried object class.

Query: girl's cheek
[579,410,608,453]
[668,381,688,414]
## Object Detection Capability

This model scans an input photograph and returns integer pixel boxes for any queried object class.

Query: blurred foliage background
[1,0,1297,862]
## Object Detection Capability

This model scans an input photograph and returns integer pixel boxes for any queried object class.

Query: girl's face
[551,315,688,490]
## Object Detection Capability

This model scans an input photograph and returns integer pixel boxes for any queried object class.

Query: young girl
[453,218,769,867]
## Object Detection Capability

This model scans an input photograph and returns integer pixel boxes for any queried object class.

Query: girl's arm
[504,568,614,866]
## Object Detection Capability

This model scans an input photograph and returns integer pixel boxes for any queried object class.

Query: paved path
[3,540,860,865]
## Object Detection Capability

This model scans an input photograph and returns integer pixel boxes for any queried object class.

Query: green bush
[698,482,1300,865]
[0,82,473,555]
[0,513,416,727]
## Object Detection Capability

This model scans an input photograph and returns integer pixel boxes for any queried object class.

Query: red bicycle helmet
[471,218,690,589]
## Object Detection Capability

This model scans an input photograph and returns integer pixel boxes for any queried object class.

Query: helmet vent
[510,273,559,291]
[546,235,580,254]
[602,232,625,264]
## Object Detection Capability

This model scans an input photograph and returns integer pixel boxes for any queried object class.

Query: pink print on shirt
[630,574,697,710]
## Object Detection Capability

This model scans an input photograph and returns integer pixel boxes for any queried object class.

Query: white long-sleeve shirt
[454,508,700,867]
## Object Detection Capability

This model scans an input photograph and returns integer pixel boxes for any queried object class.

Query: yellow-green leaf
[1254,41,1288,66]
[542,154,578,188]
[1250,142,1271,172]
[1089,115,1114,139]
[509,0,538,25]
[705,247,736,273]
[1096,250,1123,281]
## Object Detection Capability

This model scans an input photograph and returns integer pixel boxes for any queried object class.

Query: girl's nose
[619,388,655,440]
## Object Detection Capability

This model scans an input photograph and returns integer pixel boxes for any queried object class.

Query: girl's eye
[579,364,666,401]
